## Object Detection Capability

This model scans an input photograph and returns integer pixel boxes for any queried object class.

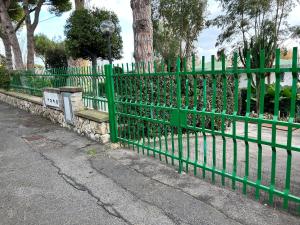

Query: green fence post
[175,58,183,174]
[105,64,118,143]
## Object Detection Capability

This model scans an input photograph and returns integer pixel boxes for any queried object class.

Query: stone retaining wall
[0,92,110,144]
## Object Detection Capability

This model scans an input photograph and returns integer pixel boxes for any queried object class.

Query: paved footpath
[0,101,299,225]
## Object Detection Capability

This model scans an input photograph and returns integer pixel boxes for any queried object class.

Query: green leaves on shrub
[0,66,10,90]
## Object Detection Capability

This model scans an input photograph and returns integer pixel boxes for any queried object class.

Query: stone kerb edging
[0,89,110,144]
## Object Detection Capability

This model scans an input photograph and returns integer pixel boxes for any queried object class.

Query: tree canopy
[34,34,67,68]
[34,34,55,63]
[208,0,299,67]
[20,0,72,16]
[152,0,207,61]
[65,8,123,67]
[45,43,68,69]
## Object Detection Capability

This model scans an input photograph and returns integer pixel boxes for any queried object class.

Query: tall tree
[65,8,123,68]
[0,0,24,70]
[131,0,153,64]
[0,0,24,69]
[151,0,180,67]
[154,0,207,60]
[22,0,72,69]
[208,0,300,112]
[151,0,207,70]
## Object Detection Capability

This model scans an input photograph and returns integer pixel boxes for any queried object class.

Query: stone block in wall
[69,92,84,112]
[95,123,108,135]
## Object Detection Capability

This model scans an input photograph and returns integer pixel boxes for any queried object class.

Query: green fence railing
[10,66,108,112]
[107,47,300,213]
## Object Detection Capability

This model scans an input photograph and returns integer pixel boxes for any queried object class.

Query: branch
[32,0,45,30]
[238,47,246,68]
[14,7,39,32]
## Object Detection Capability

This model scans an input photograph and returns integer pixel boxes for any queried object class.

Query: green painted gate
[105,48,300,213]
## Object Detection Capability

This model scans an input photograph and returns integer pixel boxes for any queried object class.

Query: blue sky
[1,0,300,66]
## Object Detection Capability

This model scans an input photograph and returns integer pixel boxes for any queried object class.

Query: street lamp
[100,20,115,64]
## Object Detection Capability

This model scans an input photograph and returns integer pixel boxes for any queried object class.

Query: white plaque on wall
[44,92,60,108]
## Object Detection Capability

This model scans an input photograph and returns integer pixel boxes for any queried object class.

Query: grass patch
[87,149,97,157]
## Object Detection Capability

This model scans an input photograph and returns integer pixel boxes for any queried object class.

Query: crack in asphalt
[96,155,245,225]
[129,166,245,225]
[88,159,186,225]
[37,151,133,225]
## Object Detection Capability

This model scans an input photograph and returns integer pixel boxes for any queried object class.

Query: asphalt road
[0,101,299,225]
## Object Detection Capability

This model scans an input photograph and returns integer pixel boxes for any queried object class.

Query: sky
[1,0,300,66]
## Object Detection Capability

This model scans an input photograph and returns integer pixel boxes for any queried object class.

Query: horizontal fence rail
[110,47,300,213]
[10,67,108,112]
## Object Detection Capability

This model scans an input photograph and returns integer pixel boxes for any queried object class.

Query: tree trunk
[24,0,44,70]
[75,0,85,10]
[26,28,35,69]
[3,35,13,70]
[131,0,153,65]
[0,1,24,69]
[0,29,13,70]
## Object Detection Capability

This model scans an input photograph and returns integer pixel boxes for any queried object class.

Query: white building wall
[239,72,298,89]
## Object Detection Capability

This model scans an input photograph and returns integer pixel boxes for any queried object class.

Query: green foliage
[65,8,123,65]
[208,0,298,113]
[47,0,72,15]
[296,100,300,123]
[45,43,68,69]
[87,149,97,157]
[152,0,207,62]
[281,86,292,98]
[34,34,55,62]
[209,0,297,67]
[0,66,10,90]
[266,83,275,97]
[8,0,24,23]
[241,84,298,118]
[24,0,72,15]
[34,34,68,69]
[10,70,59,97]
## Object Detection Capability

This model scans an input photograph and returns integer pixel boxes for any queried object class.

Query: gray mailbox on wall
[60,87,84,125]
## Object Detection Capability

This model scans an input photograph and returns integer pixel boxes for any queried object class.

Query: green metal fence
[10,67,108,112]
[7,48,300,213]
[106,47,300,213]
